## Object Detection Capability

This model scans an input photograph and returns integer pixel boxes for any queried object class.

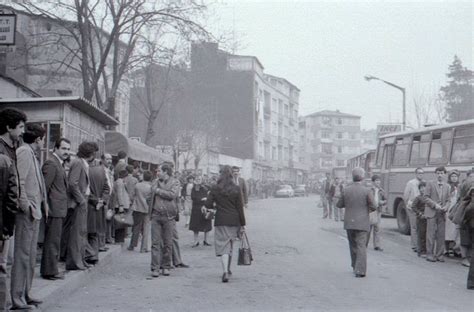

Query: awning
[105,131,172,165]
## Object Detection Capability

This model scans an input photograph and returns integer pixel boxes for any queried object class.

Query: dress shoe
[84,262,95,268]
[191,242,200,248]
[99,247,109,252]
[140,249,149,253]
[127,246,134,251]
[426,256,436,262]
[203,241,212,246]
[222,272,229,283]
[355,273,366,278]
[10,304,35,310]
[161,268,170,276]
[374,247,383,251]
[151,270,160,278]
[26,298,43,306]
[175,263,189,268]
[462,258,471,267]
[437,256,445,262]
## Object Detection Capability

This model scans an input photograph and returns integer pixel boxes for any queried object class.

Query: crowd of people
[0,107,251,311]
[328,164,474,289]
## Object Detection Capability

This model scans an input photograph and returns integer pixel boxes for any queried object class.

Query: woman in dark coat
[189,176,212,247]
[463,183,474,289]
[205,165,246,283]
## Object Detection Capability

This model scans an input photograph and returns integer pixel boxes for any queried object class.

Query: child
[411,181,429,257]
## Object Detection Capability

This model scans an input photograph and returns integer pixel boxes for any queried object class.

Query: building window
[337,118,343,125]
[337,146,343,153]
[337,132,343,139]
[272,147,276,160]
[322,143,332,154]
[350,133,357,140]
[322,116,331,126]
[337,160,345,166]
[321,130,330,139]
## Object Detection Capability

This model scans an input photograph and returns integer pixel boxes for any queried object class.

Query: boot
[228,256,232,275]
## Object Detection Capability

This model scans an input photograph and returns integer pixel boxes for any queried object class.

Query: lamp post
[364,75,406,131]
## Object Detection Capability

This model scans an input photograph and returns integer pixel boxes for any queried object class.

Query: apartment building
[300,110,361,179]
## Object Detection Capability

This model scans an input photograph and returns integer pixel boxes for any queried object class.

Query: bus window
[429,131,452,165]
[392,137,410,166]
[451,126,474,164]
[376,139,385,166]
[410,134,430,165]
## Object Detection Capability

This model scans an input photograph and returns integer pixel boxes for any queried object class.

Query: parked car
[275,185,294,198]
[294,184,307,197]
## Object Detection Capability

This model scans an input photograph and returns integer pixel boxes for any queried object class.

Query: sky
[209,0,473,129]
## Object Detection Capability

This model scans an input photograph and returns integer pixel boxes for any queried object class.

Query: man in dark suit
[424,166,450,262]
[12,123,48,309]
[85,160,110,264]
[336,167,376,278]
[232,166,248,208]
[41,138,71,280]
[64,141,98,271]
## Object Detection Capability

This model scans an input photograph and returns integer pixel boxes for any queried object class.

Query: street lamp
[364,75,406,131]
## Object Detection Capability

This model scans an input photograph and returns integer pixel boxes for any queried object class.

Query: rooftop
[304,110,361,119]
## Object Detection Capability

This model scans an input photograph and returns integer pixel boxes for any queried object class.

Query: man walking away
[336,167,376,278]
[424,166,450,262]
[11,123,47,310]
[64,142,99,270]
[403,168,424,252]
[41,138,71,280]
[128,171,152,252]
[0,108,25,311]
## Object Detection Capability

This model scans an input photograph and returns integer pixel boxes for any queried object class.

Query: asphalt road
[49,195,473,312]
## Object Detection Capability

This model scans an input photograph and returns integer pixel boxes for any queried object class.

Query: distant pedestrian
[232,166,248,209]
[189,176,212,247]
[0,108,25,311]
[128,171,152,252]
[41,138,71,280]
[205,165,246,283]
[367,175,386,251]
[149,164,180,278]
[424,166,450,262]
[181,175,194,228]
[111,169,130,244]
[403,168,424,253]
[336,167,376,278]
[331,177,344,222]
[322,173,332,219]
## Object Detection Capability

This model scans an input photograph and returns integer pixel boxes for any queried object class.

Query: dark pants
[159,222,182,266]
[65,203,88,270]
[85,233,99,263]
[416,217,427,256]
[106,219,114,243]
[11,214,40,308]
[129,211,147,250]
[0,240,8,311]
[151,214,174,271]
[40,217,64,277]
[466,226,474,289]
[426,212,446,259]
[347,229,368,276]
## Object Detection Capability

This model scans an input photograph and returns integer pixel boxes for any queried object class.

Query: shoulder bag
[238,231,253,266]
[449,198,470,225]
[114,209,134,228]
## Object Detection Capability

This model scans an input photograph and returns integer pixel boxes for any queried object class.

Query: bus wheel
[396,201,411,235]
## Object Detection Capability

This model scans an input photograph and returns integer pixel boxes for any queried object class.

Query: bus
[346,149,376,180]
[373,119,474,234]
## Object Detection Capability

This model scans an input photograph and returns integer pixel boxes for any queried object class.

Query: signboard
[129,136,141,142]
[155,145,174,155]
[0,14,16,45]
[377,124,402,137]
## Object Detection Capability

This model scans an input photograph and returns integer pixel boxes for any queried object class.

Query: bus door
[380,141,395,214]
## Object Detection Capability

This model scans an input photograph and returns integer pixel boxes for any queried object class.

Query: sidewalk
[27,244,122,312]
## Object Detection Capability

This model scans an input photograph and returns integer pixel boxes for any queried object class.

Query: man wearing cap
[336,167,376,278]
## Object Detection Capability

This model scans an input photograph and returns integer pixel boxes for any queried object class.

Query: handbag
[237,231,253,266]
[114,210,133,227]
[202,208,216,220]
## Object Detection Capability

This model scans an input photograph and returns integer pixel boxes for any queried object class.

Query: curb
[31,244,123,312]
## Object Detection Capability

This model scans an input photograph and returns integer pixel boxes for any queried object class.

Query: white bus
[373,119,474,234]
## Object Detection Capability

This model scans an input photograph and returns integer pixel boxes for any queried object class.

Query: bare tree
[410,86,446,128]
[14,0,210,116]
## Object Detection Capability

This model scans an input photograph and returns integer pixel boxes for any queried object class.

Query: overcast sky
[210,0,473,129]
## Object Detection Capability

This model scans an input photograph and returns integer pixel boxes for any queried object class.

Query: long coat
[42,155,68,218]
[189,185,211,232]
[87,166,110,233]
[336,182,376,232]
